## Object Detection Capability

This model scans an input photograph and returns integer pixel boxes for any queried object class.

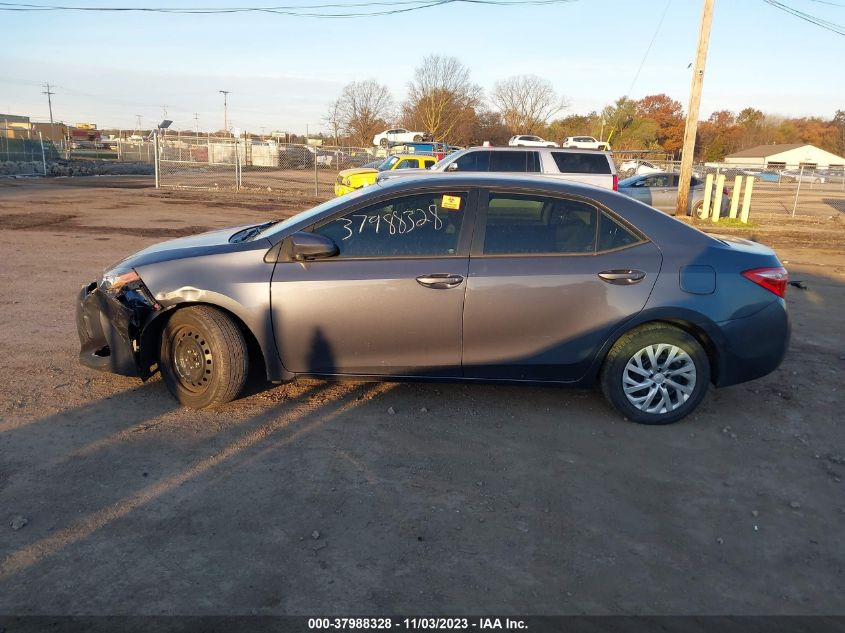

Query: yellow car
[334,154,437,196]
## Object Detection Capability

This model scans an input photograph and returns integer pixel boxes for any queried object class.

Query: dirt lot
[0,176,843,615]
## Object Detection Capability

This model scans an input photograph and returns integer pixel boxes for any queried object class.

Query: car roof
[388,153,436,160]
[459,145,607,155]
[373,172,614,196]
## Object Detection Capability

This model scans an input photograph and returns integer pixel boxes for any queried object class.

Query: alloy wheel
[622,343,697,414]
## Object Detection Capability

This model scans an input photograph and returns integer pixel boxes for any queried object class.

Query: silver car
[618,172,729,217]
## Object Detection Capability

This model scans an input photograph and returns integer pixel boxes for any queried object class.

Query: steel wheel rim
[623,344,696,415]
[172,327,213,392]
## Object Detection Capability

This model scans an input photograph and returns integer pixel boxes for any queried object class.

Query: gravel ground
[0,176,843,615]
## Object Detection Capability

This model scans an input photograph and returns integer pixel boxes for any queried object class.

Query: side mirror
[288,232,339,261]
[445,162,459,172]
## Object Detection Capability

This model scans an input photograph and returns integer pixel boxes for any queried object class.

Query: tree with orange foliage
[635,94,685,154]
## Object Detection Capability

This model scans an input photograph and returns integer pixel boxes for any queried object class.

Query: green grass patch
[694,217,757,229]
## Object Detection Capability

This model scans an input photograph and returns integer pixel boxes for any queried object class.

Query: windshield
[378,156,399,171]
[255,189,370,240]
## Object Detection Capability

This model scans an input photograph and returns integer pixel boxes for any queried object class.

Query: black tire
[159,306,249,409]
[413,135,423,142]
[600,323,710,425]
[691,199,706,219]
[379,138,389,148]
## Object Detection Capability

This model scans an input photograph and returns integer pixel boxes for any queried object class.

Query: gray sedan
[618,172,729,218]
[77,174,790,425]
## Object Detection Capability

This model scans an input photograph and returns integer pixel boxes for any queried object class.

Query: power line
[761,0,845,35]
[0,0,579,17]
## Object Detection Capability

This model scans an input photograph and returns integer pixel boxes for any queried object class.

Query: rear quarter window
[551,152,612,174]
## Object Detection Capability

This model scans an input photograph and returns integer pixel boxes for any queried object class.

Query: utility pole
[193,112,200,135]
[160,104,168,119]
[42,82,55,146]
[676,0,715,218]
[135,114,142,137]
[218,90,230,135]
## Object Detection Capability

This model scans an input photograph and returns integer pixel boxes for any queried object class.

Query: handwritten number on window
[336,204,453,241]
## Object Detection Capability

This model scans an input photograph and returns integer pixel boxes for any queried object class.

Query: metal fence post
[791,164,804,217]
[235,138,240,192]
[38,131,47,175]
[154,131,160,188]
[314,146,319,197]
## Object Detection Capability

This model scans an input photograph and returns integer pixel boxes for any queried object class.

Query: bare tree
[405,55,482,143]
[323,98,344,146]
[334,79,393,148]
[492,74,567,135]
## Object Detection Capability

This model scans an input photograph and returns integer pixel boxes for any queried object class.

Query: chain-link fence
[0,136,61,163]
[152,138,845,216]
[611,154,845,217]
[156,134,385,197]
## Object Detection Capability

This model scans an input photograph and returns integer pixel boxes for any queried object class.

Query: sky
[0,0,843,135]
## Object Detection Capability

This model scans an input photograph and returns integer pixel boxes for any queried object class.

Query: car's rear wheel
[600,323,710,425]
[159,306,249,409]
[379,138,388,148]
[413,134,423,142]
[692,199,707,219]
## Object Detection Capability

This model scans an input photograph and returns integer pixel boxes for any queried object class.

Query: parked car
[508,135,560,148]
[618,172,730,218]
[334,153,437,196]
[278,145,314,169]
[373,128,430,147]
[779,169,826,184]
[619,160,664,176]
[76,173,790,424]
[563,136,611,151]
[388,141,451,160]
[379,146,618,190]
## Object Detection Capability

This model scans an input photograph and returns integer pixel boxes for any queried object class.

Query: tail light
[612,174,618,191]
[742,267,788,298]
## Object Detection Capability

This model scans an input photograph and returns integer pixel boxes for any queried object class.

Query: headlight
[99,268,140,297]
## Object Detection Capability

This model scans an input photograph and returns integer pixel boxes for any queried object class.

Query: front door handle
[598,269,646,285]
[416,273,464,289]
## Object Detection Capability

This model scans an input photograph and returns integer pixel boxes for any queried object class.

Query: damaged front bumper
[76,279,160,378]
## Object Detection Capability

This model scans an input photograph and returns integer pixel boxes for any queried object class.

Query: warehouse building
[724,143,845,170]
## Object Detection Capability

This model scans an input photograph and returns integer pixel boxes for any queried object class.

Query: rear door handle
[598,269,646,285]
[416,273,464,289]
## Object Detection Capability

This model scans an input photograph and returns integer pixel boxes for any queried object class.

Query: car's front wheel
[692,199,707,219]
[159,306,249,409]
[413,134,423,142]
[600,323,710,424]
[379,138,388,148]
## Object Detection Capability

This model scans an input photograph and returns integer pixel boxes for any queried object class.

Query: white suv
[508,135,560,148]
[563,136,611,151]
[378,146,618,190]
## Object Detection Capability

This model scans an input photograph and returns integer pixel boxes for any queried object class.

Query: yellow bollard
[729,175,742,219]
[740,176,755,224]
[711,174,726,223]
[701,173,714,220]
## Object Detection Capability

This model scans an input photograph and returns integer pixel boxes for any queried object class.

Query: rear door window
[489,151,541,172]
[481,193,597,255]
[550,152,612,174]
[598,213,642,251]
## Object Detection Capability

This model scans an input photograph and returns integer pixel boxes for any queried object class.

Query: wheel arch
[139,301,290,383]
[588,313,725,386]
